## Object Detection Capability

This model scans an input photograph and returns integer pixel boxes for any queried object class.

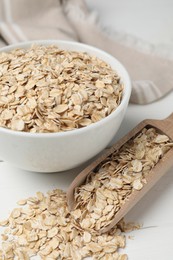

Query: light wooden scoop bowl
[67,113,173,234]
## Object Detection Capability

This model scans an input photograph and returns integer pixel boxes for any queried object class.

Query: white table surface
[1,1,173,259]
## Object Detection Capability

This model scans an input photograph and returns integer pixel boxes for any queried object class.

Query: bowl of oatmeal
[0,40,131,172]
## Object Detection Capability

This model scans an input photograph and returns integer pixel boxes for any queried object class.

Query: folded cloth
[0,37,5,47]
[0,0,172,104]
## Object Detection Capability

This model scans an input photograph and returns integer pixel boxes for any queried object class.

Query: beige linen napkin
[0,0,172,104]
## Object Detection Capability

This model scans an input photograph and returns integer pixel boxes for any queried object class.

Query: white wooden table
[1,0,173,259]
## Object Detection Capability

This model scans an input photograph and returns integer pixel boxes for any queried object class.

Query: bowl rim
[0,40,131,138]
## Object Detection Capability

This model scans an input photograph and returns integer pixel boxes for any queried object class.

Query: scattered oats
[131,159,143,173]
[39,245,52,256]
[104,245,117,253]
[27,233,38,242]
[0,45,123,133]
[49,237,59,249]
[154,134,169,143]
[0,128,172,259]
[11,208,21,219]
[36,191,44,201]
[11,119,25,131]
[132,179,143,190]
[1,234,8,241]
[18,236,28,246]
[71,208,82,219]
[47,227,58,238]
[83,231,92,243]
[54,104,68,114]
[81,218,92,229]
[17,199,27,206]
[78,118,92,127]
[87,242,102,253]
[1,109,13,120]
[119,254,128,260]
[96,79,105,88]
[0,189,130,259]
[0,220,9,227]
[71,93,82,105]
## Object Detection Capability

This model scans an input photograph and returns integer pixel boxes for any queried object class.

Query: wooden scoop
[67,113,173,234]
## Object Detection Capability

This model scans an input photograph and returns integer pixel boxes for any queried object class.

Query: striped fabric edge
[1,0,27,44]
[130,80,163,104]
[0,22,18,44]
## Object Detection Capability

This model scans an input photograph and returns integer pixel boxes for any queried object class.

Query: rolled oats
[74,128,173,232]
[0,188,132,260]
[0,127,172,259]
[0,45,123,133]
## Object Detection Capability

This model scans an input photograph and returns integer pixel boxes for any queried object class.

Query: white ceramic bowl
[0,40,131,172]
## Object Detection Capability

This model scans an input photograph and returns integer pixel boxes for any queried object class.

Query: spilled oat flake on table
[0,128,172,260]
